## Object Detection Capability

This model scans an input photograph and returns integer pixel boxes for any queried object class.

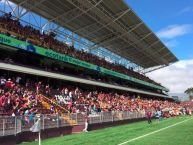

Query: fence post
[99,112,102,123]
[112,112,114,122]
[57,114,59,128]
[42,115,45,130]
[89,115,92,124]
[137,112,139,118]
[136,112,138,118]
[102,112,104,122]
[131,112,133,119]
[75,113,78,125]
[14,116,17,136]
[3,119,5,136]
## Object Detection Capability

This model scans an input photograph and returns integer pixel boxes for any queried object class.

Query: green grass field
[21,116,193,145]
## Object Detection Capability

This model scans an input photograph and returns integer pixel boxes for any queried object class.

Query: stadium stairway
[37,95,77,126]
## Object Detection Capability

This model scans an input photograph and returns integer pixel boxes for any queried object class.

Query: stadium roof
[10,0,178,68]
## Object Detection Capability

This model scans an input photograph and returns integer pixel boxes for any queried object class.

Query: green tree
[184,87,193,100]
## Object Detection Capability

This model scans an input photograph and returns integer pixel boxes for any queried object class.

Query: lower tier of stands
[0,68,191,117]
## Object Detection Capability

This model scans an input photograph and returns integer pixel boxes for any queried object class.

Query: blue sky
[125,0,193,60]
[125,0,193,94]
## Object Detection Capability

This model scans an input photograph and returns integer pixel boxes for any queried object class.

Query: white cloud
[146,59,193,93]
[156,24,192,39]
[178,6,193,15]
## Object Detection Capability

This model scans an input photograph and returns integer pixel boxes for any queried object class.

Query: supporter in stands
[0,76,6,88]
[0,75,39,116]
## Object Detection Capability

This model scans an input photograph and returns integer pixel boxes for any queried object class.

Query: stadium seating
[0,13,191,120]
[0,73,187,118]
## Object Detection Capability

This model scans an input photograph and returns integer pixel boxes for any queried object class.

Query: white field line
[118,117,193,145]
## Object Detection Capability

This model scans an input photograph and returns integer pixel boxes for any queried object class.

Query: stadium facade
[0,0,184,144]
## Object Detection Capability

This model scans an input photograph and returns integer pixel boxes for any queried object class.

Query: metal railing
[0,111,145,136]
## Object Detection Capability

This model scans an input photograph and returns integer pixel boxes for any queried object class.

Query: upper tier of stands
[0,13,163,88]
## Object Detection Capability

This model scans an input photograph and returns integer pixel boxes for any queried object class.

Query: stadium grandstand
[0,0,192,145]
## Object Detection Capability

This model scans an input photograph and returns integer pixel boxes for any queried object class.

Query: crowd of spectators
[0,13,162,87]
[0,75,39,118]
[0,73,191,118]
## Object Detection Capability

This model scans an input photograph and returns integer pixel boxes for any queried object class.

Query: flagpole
[38,130,41,145]
[38,116,41,145]
[30,114,41,145]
